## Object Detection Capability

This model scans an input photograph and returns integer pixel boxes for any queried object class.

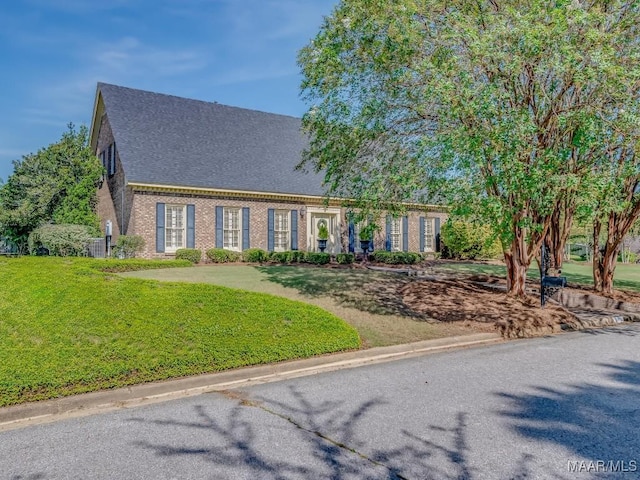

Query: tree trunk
[504,234,529,297]
[592,219,602,291]
[547,198,575,270]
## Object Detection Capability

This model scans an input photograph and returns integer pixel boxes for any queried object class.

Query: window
[165,205,185,252]
[108,143,116,176]
[224,208,241,251]
[274,210,290,251]
[390,217,402,252]
[424,218,435,252]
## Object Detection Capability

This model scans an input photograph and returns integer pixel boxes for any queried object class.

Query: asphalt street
[1,324,639,479]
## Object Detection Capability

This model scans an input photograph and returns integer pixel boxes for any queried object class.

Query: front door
[310,213,339,253]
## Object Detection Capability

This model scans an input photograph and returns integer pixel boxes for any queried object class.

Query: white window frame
[274,210,290,252]
[165,205,186,253]
[223,207,242,251]
[424,217,435,252]
[390,217,402,252]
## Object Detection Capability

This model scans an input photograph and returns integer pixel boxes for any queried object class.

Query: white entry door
[309,213,340,253]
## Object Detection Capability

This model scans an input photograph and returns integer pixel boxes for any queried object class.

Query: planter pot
[359,239,371,253]
[317,239,328,252]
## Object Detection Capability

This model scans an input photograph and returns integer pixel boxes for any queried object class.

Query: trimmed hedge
[175,248,202,264]
[441,219,502,260]
[370,251,421,265]
[270,250,306,263]
[206,248,241,263]
[243,248,269,263]
[336,253,355,264]
[305,252,331,265]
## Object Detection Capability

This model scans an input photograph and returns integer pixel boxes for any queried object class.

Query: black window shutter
[419,217,425,252]
[186,204,195,248]
[402,216,409,252]
[348,221,355,253]
[290,210,298,250]
[111,142,117,175]
[267,209,275,252]
[385,216,392,251]
[242,207,250,250]
[215,206,223,248]
[435,217,441,252]
[156,203,165,253]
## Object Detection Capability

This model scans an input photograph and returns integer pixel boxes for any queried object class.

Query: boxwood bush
[206,248,241,263]
[269,250,306,264]
[243,248,269,263]
[305,252,331,265]
[175,248,202,264]
[336,253,355,264]
[370,251,421,265]
[112,235,145,259]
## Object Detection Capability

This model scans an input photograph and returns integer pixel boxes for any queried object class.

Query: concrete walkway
[0,332,502,432]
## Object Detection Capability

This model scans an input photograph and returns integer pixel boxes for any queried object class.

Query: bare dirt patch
[400,278,579,338]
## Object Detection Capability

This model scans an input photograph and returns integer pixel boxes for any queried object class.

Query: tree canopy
[299,0,640,296]
[0,124,102,252]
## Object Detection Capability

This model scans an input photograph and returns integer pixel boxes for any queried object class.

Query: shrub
[175,248,202,264]
[243,248,269,263]
[112,235,145,259]
[305,252,331,265]
[336,253,355,264]
[370,251,420,265]
[28,224,93,257]
[441,219,502,260]
[269,250,306,264]
[206,248,241,263]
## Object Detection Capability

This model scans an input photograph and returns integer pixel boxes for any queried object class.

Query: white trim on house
[165,204,186,253]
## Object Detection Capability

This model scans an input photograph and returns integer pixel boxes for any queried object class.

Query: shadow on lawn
[255,266,427,319]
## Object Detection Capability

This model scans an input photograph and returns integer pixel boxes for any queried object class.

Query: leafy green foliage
[112,235,145,259]
[0,257,360,406]
[175,248,202,264]
[317,222,329,240]
[304,252,331,265]
[299,0,640,295]
[441,219,502,260]
[336,253,355,264]
[243,248,269,263]
[269,250,306,264]
[369,251,420,265]
[0,124,102,251]
[206,248,241,263]
[27,224,93,257]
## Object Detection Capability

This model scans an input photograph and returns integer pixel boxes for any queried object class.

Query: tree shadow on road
[497,360,640,468]
[128,385,546,479]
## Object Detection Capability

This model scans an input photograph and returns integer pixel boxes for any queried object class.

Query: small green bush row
[336,253,355,264]
[175,248,202,264]
[369,251,422,265]
[206,248,242,263]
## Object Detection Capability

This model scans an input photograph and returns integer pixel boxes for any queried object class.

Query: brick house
[90,83,446,258]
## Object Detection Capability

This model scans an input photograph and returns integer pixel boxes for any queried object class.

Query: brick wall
[130,191,448,259]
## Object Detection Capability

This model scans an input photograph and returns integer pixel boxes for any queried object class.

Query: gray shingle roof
[98,83,326,197]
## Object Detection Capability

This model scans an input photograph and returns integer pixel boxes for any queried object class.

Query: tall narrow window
[165,205,185,252]
[274,210,290,251]
[390,218,402,252]
[224,208,241,251]
[424,218,435,252]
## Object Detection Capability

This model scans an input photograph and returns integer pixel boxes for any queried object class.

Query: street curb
[0,333,502,432]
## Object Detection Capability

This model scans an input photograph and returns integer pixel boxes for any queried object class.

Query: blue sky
[0,0,339,182]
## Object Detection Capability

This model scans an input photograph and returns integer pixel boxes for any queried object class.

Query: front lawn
[0,257,359,407]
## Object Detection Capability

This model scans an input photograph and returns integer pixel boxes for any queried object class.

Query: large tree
[299,0,640,296]
[0,124,102,252]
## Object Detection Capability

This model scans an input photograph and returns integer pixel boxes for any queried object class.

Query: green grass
[121,265,478,348]
[436,260,640,292]
[0,257,360,407]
